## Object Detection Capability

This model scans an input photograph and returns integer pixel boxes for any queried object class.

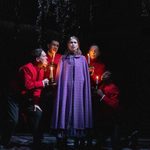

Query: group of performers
[0,36,121,150]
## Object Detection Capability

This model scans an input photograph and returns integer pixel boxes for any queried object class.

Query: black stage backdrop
[0,0,150,137]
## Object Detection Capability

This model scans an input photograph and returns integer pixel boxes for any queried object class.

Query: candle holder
[49,62,56,84]
[95,84,99,90]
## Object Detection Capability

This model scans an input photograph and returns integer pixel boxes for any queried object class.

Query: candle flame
[96,76,99,85]
[50,66,53,71]
[87,53,90,65]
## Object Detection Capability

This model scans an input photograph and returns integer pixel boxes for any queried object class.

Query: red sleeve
[55,53,62,64]
[102,84,119,109]
[20,65,43,90]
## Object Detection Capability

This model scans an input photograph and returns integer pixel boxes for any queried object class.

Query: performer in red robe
[0,48,49,150]
[42,40,62,133]
[86,44,106,87]
[44,40,62,81]
[93,71,121,150]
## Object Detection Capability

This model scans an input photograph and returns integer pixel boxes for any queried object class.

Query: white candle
[50,66,54,79]
[96,76,99,85]
[87,53,90,65]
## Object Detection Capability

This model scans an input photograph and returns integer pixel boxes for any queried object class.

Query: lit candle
[87,53,90,65]
[50,66,54,80]
[96,76,99,85]
[52,51,56,63]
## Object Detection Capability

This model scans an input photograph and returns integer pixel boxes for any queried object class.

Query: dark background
[0,0,150,137]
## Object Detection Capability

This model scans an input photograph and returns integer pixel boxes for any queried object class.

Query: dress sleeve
[20,66,43,90]
[102,84,119,109]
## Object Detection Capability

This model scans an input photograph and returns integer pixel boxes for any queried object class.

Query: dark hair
[31,48,43,61]
[101,71,112,82]
[47,39,60,45]
[89,44,99,50]
[67,36,82,55]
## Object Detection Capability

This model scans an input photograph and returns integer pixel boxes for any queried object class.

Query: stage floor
[0,133,150,150]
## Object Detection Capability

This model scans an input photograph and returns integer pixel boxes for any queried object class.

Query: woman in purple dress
[51,36,92,148]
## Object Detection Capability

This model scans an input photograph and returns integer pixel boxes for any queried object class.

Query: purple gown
[51,54,92,136]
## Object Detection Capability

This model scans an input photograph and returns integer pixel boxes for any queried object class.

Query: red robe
[93,82,120,128]
[19,63,44,105]
[47,53,62,65]
[86,57,106,87]
[45,53,62,79]
[100,83,120,110]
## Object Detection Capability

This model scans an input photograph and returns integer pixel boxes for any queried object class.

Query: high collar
[65,53,81,58]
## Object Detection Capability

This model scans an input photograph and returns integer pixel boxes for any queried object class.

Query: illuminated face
[37,51,48,68]
[89,45,100,60]
[67,38,79,53]
[48,40,59,54]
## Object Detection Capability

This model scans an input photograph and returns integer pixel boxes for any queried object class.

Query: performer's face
[37,51,48,68]
[68,38,79,53]
[48,40,59,54]
[89,46,100,60]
